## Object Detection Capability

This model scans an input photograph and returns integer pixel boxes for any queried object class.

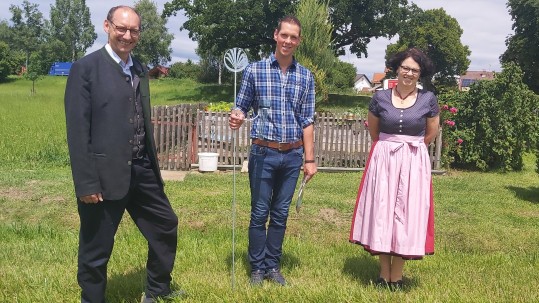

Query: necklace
[394,86,415,104]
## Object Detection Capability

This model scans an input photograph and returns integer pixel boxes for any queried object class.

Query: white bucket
[198,152,219,172]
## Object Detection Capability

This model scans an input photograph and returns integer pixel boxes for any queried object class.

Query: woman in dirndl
[349,47,439,290]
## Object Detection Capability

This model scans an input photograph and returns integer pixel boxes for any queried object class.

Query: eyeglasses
[400,65,420,75]
[108,20,141,37]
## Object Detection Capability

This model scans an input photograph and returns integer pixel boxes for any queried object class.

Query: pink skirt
[349,133,434,259]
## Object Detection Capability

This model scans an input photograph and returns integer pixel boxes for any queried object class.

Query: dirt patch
[160,170,188,181]
[0,187,31,200]
[186,220,206,231]
[40,196,68,203]
[319,208,347,226]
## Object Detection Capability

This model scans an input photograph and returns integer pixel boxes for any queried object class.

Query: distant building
[459,70,495,91]
[18,66,27,76]
[353,74,372,92]
[371,72,387,90]
[148,65,170,79]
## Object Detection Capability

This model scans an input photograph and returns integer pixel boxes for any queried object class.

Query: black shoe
[265,268,286,286]
[141,290,186,303]
[250,269,265,286]
[374,277,389,288]
[389,280,404,291]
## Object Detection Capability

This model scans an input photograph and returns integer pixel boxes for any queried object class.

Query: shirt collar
[105,44,133,69]
[269,53,297,70]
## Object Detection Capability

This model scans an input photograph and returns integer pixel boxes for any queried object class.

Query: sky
[0,0,514,82]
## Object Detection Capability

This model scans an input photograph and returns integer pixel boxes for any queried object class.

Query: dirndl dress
[349,132,434,259]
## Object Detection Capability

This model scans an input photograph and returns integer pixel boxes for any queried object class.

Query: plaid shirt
[235,54,315,143]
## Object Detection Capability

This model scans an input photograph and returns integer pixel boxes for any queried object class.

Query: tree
[0,20,13,45]
[49,0,96,62]
[9,0,44,69]
[133,0,173,66]
[327,60,356,89]
[501,0,539,94]
[32,38,68,75]
[330,0,409,57]
[163,0,411,60]
[0,41,13,82]
[198,51,233,84]
[385,8,470,91]
[295,0,335,103]
[24,53,44,95]
[0,21,23,76]
[163,0,297,59]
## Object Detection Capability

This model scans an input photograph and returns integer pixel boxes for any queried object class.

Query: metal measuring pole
[224,48,248,290]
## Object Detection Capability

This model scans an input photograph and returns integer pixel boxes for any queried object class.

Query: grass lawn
[1,77,538,302]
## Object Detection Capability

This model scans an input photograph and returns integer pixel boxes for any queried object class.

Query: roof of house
[460,71,495,80]
[372,72,387,84]
[148,65,170,78]
[354,74,371,84]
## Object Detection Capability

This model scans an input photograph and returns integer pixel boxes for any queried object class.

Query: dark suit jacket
[65,47,162,200]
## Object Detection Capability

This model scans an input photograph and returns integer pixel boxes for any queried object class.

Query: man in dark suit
[65,6,181,303]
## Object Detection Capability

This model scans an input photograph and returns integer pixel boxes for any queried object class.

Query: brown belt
[252,138,303,151]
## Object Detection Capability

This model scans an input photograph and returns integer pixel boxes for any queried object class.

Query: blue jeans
[248,144,303,271]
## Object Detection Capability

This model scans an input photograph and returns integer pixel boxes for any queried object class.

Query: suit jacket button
[128,160,132,165]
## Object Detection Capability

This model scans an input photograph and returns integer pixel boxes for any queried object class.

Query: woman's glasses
[400,65,420,75]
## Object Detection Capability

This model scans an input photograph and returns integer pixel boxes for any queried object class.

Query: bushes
[439,63,539,171]
[168,59,201,80]
[0,42,13,82]
[437,92,463,169]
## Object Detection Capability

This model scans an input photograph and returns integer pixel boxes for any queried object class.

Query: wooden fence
[152,104,443,171]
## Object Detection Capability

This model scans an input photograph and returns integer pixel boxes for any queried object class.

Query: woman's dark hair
[388,48,435,78]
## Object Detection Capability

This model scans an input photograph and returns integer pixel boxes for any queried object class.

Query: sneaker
[250,269,265,286]
[264,268,286,286]
[140,290,186,303]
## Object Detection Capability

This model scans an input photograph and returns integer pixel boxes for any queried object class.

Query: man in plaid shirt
[229,15,317,286]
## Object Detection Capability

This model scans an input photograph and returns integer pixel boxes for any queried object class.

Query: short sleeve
[368,92,381,117]
[427,92,440,117]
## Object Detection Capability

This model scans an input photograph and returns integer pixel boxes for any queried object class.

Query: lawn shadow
[342,253,379,285]
[342,253,420,291]
[106,266,146,302]
[506,186,539,204]
[164,84,234,103]
[3,77,18,84]
[225,250,300,278]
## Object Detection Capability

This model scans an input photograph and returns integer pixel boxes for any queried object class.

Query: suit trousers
[77,156,178,303]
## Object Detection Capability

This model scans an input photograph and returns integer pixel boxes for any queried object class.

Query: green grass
[150,78,235,104]
[1,77,538,302]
